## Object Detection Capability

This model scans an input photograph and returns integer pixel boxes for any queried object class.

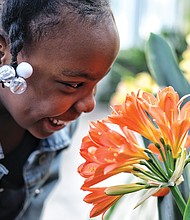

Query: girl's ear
[0,34,11,65]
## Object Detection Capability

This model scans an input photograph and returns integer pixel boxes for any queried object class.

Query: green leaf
[146,33,190,98]
[183,196,190,220]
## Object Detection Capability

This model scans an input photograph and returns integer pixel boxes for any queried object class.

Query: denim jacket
[0,121,78,220]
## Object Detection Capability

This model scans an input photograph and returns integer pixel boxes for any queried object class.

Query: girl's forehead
[30,14,114,45]
[28,16,118,53]
[21,19,119,79]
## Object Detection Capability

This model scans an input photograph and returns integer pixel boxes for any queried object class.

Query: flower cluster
[78,86,190,219]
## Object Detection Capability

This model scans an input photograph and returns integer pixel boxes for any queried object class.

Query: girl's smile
[42,117,71,133]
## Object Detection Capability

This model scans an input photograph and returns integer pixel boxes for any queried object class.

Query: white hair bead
[16,62,33,79]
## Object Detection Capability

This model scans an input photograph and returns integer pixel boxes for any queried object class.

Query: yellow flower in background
[180,49,190,78]
[135,72,158,92]
[110,72,159,105]
[110,76,136,105]
[180,33,190,80]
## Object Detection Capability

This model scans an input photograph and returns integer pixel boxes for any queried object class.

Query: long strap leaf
[146,33,190,98]
[184,196,190,220]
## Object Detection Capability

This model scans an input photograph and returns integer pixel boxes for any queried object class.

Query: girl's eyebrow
[61,68,111,80]
[62,70,95,80]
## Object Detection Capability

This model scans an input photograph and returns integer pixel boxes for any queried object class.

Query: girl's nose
[74,94,96,113]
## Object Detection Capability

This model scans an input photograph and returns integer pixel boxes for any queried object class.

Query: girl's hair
[0,0,112,68]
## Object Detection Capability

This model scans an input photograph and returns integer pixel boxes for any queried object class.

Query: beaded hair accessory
[0,62,33,94]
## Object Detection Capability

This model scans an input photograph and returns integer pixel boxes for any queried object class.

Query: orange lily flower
[78,120,149,188]
[83,187,123,218]
[109,86,190,158]
[108,91,161,144]
[152,187,170,197]
[140,86,190,158]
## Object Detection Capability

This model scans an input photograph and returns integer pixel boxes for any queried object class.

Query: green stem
[170,185,186,216]
[140,160,167,182]
[145,149,169,179]
[133,167,164,182]
[159,139,175,173]
[147,159,168,181]
[155,143,172,176]
[165,144,174,171]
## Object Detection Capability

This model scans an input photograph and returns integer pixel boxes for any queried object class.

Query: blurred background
[40,1,190,219]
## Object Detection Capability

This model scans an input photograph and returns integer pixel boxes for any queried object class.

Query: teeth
[49,117,67,126]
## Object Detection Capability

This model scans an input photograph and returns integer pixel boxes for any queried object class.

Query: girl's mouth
[48,117,69,127]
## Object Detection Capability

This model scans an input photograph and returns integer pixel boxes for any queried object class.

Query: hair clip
[0,62,33,94]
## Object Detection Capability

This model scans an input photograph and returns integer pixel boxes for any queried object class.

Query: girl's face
[0,20,120,138]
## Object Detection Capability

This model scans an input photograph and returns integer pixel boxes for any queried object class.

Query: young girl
[0,0,120,219]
